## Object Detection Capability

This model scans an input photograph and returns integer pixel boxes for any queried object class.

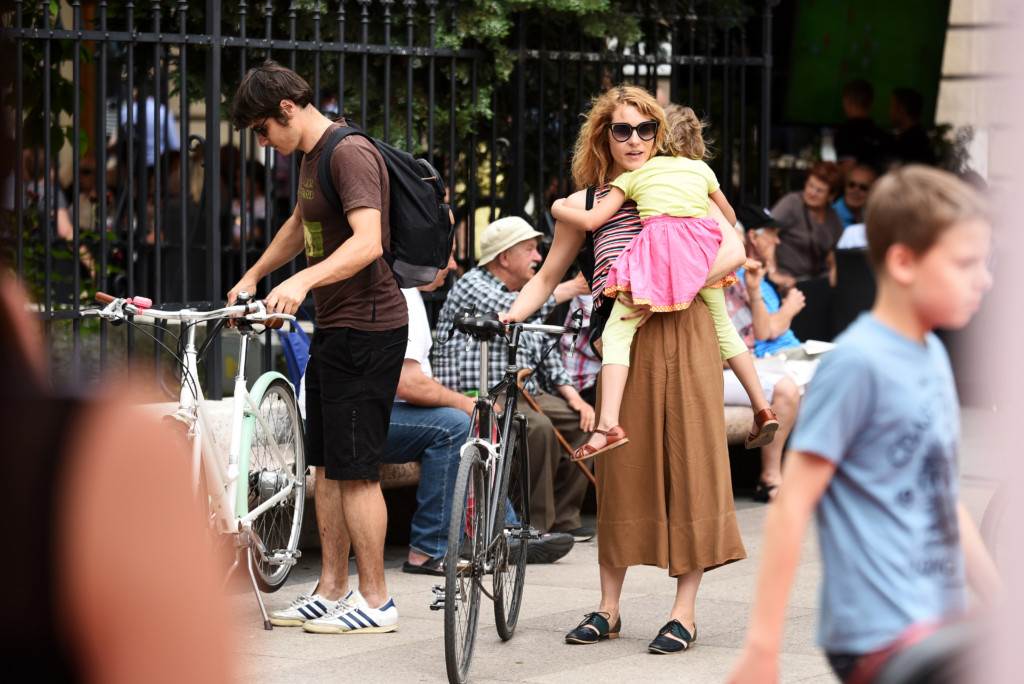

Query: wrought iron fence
[1,0,777,396]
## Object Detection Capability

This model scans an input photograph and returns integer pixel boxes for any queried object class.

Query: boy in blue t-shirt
[729,166,1002,683]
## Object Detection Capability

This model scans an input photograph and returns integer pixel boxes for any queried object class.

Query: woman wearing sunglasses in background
[507,86,748,654]
[833,163,879,229]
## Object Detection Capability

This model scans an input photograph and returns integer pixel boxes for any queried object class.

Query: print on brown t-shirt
[298,121,408,330]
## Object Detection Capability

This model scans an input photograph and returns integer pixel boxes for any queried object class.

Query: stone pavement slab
[228,407,999,683]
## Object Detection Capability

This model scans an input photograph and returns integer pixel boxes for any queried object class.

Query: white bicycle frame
[179,325,300,539]
[86,296,302,547]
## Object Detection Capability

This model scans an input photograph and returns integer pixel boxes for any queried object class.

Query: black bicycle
[431,313,580,684]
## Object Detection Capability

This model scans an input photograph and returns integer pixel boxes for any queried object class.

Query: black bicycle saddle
[455,312,505,342]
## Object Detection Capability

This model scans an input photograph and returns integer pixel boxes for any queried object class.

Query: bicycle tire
[493,418,528,641]
[241,378,306,592]
[444,448,486,684]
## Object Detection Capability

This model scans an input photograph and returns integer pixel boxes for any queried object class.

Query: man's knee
[434,406,471,443]
[385,406,471,462]
[772,376,800,412]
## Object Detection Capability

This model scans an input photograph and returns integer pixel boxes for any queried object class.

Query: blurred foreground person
[0,266,234,682]
[729,166,1002,683]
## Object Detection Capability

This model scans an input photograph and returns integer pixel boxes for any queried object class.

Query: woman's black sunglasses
[608,120,659,143]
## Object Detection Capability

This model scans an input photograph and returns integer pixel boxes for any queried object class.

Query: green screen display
[783,0,950,127]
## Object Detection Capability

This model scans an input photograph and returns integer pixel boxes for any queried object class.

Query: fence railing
[1,0,777,397]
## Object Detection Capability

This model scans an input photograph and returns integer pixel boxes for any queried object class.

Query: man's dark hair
[230,60,313,130]
[842,79,874,110]
[892,87,924,121]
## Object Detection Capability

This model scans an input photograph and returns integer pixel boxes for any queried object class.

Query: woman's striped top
[591,184,644,303]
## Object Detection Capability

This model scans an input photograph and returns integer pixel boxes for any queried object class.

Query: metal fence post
[205,0,223,398]
[761,0,777,206]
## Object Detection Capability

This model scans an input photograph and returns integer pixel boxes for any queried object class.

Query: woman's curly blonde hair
[570,85,668,190]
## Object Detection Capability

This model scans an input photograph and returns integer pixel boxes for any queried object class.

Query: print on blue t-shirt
[789,313,966,655]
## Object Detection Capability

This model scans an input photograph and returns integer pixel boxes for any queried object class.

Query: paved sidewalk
[229,408,1000,683]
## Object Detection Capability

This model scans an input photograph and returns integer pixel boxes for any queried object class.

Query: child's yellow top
[610,155,719,219]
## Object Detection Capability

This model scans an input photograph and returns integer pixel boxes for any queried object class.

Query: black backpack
[317,123,456,288]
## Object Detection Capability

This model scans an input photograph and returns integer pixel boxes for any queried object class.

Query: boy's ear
[883,243,918,286]
[280,99,295,118]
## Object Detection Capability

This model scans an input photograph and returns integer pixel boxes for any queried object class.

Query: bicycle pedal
[430,584,445,611]
[265,553,297,567]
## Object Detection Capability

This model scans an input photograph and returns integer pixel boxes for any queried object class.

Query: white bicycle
[84,291,306,630]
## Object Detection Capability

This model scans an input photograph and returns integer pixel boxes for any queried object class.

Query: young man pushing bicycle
[229,61,408,633]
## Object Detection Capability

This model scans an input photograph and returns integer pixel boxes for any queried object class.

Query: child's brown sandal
[745,408,780,449]
[572,425,629,461]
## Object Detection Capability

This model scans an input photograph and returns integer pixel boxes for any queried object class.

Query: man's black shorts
[305,326,407,481]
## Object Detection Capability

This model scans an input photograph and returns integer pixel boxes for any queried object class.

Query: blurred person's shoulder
[771,190,803,216]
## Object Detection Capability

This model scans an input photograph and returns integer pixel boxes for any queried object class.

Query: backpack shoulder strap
[584,185,596,252]
[316,124,368,215]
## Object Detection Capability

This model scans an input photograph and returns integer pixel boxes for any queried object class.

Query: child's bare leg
[585,364,629,450]
[583,297,637,450]
[726,352,770,412]
[700,286,779,446]
[700,286,767,410]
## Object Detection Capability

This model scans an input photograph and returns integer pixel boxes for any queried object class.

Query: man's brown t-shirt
[298,121,407,330]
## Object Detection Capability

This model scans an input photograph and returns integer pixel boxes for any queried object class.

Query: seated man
[390,254,583,572]
[386,256,474,576]
[560,293,601,408]
[723,206,808,502]
[433,216,594,553]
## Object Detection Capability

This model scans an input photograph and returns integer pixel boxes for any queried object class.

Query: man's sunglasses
[608,120,659,143]
[251,118,270,138]
[846,181,871,192]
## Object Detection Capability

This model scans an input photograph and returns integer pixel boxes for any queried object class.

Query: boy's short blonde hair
[865,165,988,270]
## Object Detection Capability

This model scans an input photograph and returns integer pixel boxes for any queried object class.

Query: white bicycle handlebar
[82,292,297,328]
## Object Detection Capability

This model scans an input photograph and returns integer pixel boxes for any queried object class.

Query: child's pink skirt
[603,214,722,312]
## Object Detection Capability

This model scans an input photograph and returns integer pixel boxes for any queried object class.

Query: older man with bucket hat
[433,216,595,559]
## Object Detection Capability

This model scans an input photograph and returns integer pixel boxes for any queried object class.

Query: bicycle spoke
[246,382,305,591]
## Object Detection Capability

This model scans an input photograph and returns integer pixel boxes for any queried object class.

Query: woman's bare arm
[709,189,738,226]
[706,202,745,284]
[506,189,587,322]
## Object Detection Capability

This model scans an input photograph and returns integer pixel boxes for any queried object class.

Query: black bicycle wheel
[444,449,486,684]
[493,419,528,641]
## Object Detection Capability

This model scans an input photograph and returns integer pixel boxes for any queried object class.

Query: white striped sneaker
[303,595,399,634]
[269,590,355,627]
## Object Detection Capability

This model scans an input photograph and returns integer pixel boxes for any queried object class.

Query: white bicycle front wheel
[243,378,306,592]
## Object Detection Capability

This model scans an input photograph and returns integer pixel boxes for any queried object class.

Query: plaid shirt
[432,268,572,395]
[724,275,756,351]
[560,294,601,392]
